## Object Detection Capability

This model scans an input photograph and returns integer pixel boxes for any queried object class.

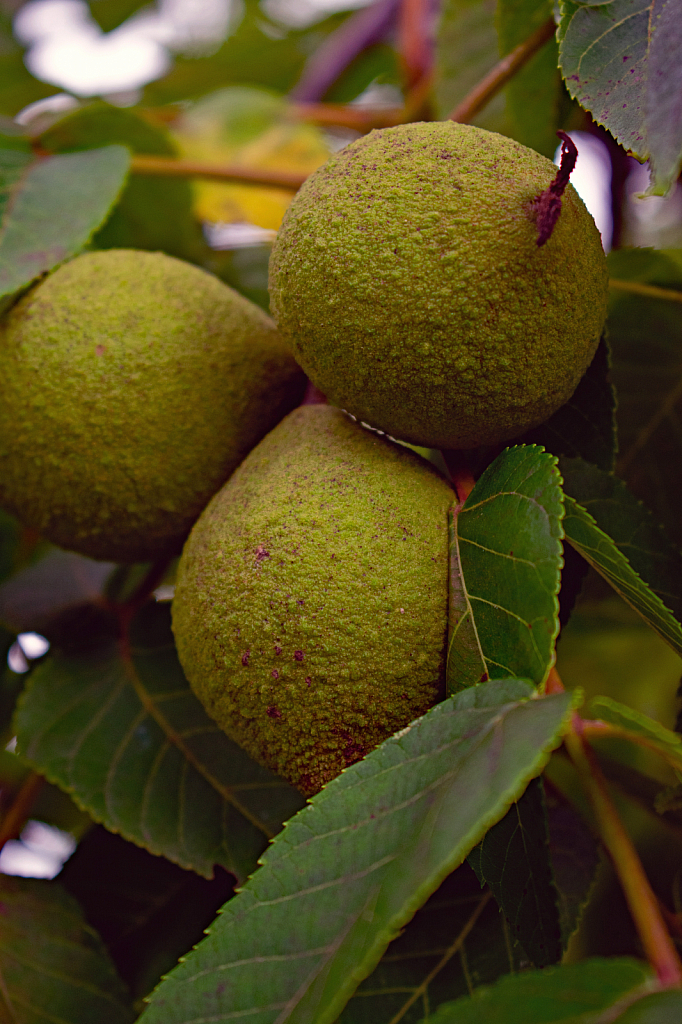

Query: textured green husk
[172,405,454,795]
[0,249,305,561]
[269,121,609,449]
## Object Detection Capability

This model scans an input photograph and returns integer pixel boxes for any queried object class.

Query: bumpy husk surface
[172,405,453,795]
[0,249,305,561]
[269,121,609,449]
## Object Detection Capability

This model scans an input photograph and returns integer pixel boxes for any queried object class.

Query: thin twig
[0,772,43,851]
[448,17,556,124]
[289,0,401,103]
[293,101,403,130]
[130,155,307,190]
[609,279,682,304]
[565,718,682,986]
[399,0,433,92]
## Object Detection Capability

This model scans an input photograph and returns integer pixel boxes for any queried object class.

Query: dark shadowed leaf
[497,0,561,157]
[558,0,682,194]
[0,145,129,301]
[0,874,135,1023]
[448,446,564,694]
[141,680,575,1024]
[562,496,682,657]
[420,957,653,1023]
[520,337,617,472]
[468,778,562,967]
[37,102,207,263]
[338,863,525,1024]
[14,602,304,880]
[60,825,236,1001]
[560,457,682,623]
[607,247,682,546]
[545,790,600,946]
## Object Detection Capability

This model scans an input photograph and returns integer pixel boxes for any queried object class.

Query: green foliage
[0,3,681,1020]
[0,146,130,304]
[141,681,575,1023]
[0,874,135,1023]
[419,957,653,1023]
[14,603,304,880]
[38,104,206,262]
[468,779,562,968]
[448,446,564,692]
[606,247,682,545]
[562,495,682,657]
[558,0,682,194]
[496,0,561,157]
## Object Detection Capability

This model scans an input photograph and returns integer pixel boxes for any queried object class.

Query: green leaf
[38,102,206,263]
[141,680,576,1024]
[420,957,653,1023]
[497,0,562,157]
[60,825,236,1001]
[0,145,129,302]
[589,694,682,773]
[434,0,509,133]
[90,0,157,33]
[545,792,600,947]
[14,602,304,880]
[611,987,682,1022]
[607,247,682,547]
[141,4,349,105]
[0,874,135,1024]
[562,495,682,658]
[338,862,525,1023]
[447,446,564,694]
[558,0,681,194]
[519,337,617,472]
[559,457,682,624]
[468,778,562,967]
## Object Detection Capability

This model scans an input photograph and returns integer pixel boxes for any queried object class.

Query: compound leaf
[448,446,564,694]
[14,602,304,881]
[0,874,134,1024]
[0,145,129,302]
[562,495,682,657]
[141,679,576,1024]
[421,957,654,1023]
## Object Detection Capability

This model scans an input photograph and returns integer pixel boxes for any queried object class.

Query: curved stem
[441,450,476,503]
[0,772,43,851]
[609,279,682,304]
[130,155,307,191]
[448,17,556,124]
[565,718,682,986]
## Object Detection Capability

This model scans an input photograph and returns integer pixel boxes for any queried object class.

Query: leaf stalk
[565,718,682,986]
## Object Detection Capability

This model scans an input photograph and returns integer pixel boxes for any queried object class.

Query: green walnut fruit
[0,249,305,562]
[172,404,452,795]
[269,121,609,450]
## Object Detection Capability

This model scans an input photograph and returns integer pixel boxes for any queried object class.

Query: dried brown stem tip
[532,130,578,247]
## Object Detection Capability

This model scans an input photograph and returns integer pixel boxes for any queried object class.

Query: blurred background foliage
[0,0,682,1012]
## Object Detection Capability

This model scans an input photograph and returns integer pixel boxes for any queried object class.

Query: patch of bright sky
[554,131,613,252]
[0,820,76,878]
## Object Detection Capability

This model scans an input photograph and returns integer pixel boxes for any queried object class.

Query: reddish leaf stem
[0,772,44,852]
[447,17,556,124]
[399,0,433,93]
[130,155,307,191]
[441,450,476,504]
[565,718,682,986]
[545,665,565,694]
